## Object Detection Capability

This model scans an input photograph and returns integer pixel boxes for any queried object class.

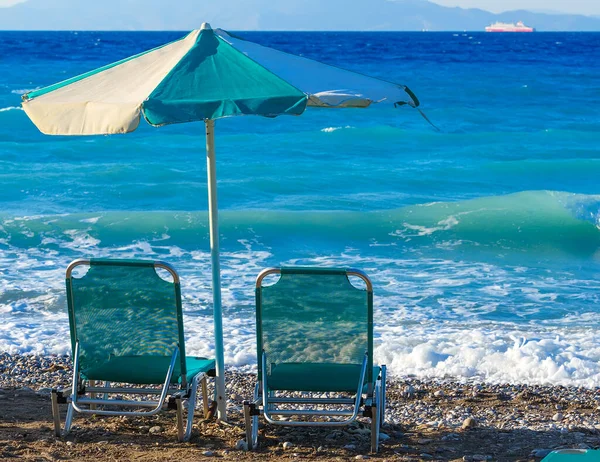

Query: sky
[428,0,599,15]
[0,0,598,15]
[0,0,25,6]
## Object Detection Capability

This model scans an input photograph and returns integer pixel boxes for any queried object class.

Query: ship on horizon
[485,21,535,32]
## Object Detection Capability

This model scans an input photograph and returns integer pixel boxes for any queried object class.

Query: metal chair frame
[51,259,214,442]
[243,267,386,453]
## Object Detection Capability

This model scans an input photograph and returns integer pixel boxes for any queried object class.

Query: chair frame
[51,259,214,442]
[243,267,386,453]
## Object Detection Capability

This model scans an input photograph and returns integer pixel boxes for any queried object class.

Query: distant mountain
[1,0,599,31]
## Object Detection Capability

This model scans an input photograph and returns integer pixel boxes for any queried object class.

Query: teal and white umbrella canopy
[22,24,419,134]
[22,23,420,421]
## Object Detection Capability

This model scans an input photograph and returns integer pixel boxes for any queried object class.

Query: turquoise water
[1,31,600,385]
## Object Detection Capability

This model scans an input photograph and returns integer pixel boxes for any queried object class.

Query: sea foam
[0,106,22,112]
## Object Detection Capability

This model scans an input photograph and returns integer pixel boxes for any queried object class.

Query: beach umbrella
[21,23,421,421]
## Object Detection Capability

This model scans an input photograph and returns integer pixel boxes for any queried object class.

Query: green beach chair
[243,267,386,453]
[51,259,215,441]
[542,449,600,461]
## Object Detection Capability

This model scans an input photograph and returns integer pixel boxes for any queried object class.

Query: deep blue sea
[1,31,600,386]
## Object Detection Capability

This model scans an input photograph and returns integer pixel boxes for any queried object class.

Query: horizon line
[1,29,600,33]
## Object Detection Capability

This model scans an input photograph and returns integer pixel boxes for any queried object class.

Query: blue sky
[0,0,598,15]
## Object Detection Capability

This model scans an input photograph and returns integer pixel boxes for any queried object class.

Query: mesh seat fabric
[67,261,192,385]
[82,356,215,385]
[258,268,373,391]
[268,363,381,392]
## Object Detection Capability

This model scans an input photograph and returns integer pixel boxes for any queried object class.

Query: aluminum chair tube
[261,351,368,426]
[69,343,179,416]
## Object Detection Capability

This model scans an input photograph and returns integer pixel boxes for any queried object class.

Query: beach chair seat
[267,363,382,392]
[243,267,386,453]
[79,355,215,385]
[51,259,215,442]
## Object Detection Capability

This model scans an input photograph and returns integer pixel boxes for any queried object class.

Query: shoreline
[2,353,600,460]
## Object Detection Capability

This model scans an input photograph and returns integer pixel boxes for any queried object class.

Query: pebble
[402,385,415,398]
[434,390,445,397]
[234,439,248,451]
[343,444,357,450]
[347,426,369,435]
[355,456,369,460]
[552,412,564,421]
[379,432,390,440]
[462,417,477,429]
[282,442,293,450]
[326,431,341,440]
[66,441,74,446]
[148,426,162,434]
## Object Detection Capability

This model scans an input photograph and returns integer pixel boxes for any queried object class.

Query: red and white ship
[485,21,535,32]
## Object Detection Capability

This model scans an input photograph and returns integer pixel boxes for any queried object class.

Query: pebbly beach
[1,353,599,461]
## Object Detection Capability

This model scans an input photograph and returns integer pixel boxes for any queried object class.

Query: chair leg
[63,402,75,436]
[371,378,384,454]
[103,381,110,401]
[183,374,203,442]
[176,396,184,442]
[89,380,97,411]
[206,384,218,419]
[243,401,253,451]
[370,402,379,453]
[380,365,387,426]
[248,382,260,449]
[201,376,209,419]
[51,389,61,437]
[251,413,258,449]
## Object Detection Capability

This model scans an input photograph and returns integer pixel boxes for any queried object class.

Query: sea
[1,31,599,387]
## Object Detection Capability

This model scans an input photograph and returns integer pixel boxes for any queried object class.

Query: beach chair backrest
[256,267,373,384]
[65,259,187,382]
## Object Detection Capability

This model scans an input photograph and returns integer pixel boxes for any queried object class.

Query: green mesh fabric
[257,268,373,392]
[82,356,215,385]
[67,261,188,384]
[268,363,380,392]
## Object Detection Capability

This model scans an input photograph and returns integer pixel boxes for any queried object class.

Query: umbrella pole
[205,119,227,421]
